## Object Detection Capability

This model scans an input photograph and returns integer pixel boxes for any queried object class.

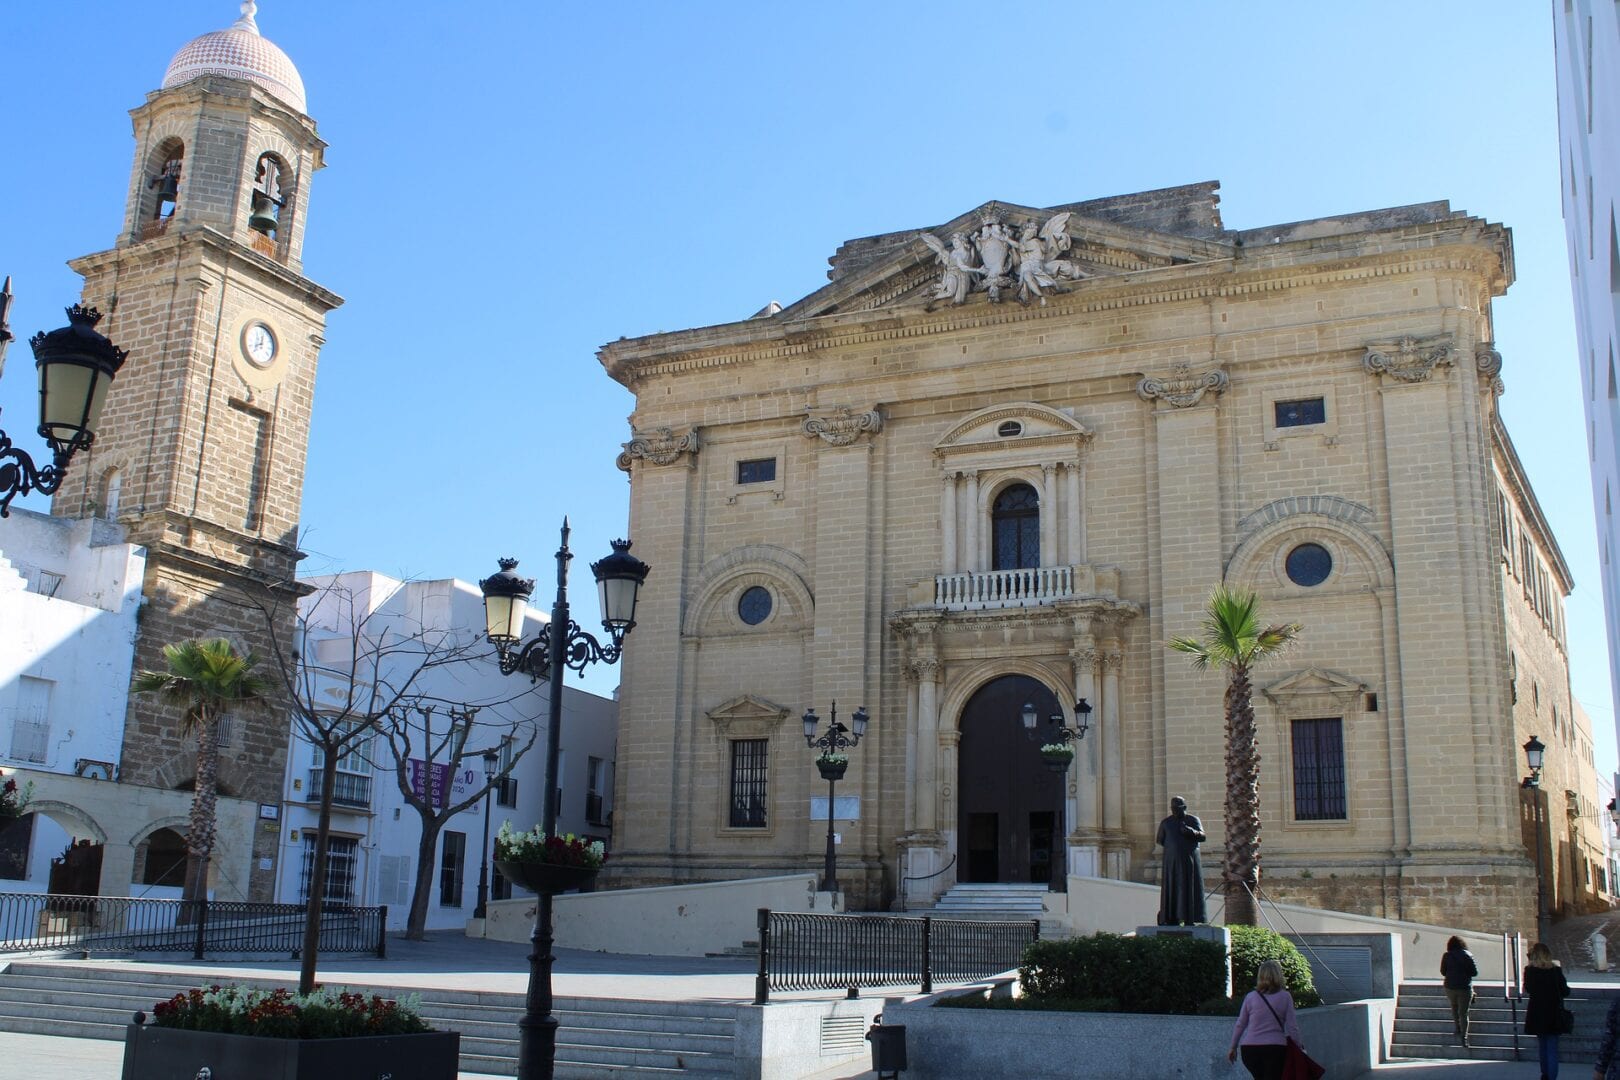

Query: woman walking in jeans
[1524,941,1571,1079]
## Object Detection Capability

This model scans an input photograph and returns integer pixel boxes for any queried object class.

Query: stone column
[1068,640,1101,878]
[1040,463,1058,567]
[963,470,981,573]
[1066,460,1084,566]
[1363,339,1509,854]
[915,657,941,833]
[614,428,700,870]
[903,665,920,832]
[1101,645,1124,840]
[940,472,958,574]
[1138,364,1227,836]
[802,408,884,894]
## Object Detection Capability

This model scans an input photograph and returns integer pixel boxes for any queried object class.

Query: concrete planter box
[120,1024,460,1080]
[881,997,1378,1079]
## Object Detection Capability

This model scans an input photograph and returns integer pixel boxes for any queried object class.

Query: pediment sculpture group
[921,212,1086,308]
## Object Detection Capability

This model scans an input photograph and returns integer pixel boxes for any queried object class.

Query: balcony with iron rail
[305,769,372,811]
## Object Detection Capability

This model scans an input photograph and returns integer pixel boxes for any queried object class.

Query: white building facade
[278,571,617,932]
[1555,0,1620,749]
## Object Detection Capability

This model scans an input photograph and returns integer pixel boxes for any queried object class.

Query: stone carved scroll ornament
[802,407,883,447]
[1135,361,1229,408]
[615,427,699,472]
[1362,335,1457,383]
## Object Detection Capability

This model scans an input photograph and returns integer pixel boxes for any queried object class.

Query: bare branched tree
[378,698,539,939]
[245,576,494,993]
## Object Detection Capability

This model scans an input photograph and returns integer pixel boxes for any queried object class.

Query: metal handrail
[754,907,1037,1003]
[899,853,957,905]
[0,892,387,959]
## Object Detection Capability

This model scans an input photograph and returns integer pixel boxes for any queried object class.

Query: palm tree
[1167,586,1301,927]
[132,639,269,904]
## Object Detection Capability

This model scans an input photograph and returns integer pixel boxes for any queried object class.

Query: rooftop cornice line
[601,241,1509,387]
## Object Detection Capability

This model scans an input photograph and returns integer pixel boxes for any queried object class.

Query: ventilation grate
[820,1015,867,1054]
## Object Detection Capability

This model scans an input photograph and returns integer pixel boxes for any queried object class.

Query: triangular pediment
[706,694,791,739]
[935,402,1092,463]
[1261,667,1369,707]
[775,192,1233,321]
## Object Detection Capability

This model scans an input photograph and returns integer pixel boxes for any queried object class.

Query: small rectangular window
[33,571,63,598]
[1291,718,1347,821]
[729,739,769,828]
[737,458,777,485]
[1274,398,1326,428]
[439,831,466,907]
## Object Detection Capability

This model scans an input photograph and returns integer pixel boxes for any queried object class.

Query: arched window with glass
[991,482,1040,570]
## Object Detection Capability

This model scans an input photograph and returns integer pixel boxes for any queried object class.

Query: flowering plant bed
[122,985,457,1079]
[494,821,605,868]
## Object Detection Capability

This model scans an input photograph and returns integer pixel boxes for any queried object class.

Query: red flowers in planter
[149,985,431,1039]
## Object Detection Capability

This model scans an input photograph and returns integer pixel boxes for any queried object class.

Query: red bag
[1281,1037,1326,1080]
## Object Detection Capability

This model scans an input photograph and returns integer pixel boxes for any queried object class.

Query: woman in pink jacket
[1228,960,1305,1080]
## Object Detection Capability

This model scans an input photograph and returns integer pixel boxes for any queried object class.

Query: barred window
[300,835,358,905]
[439,831,466,907]
[729,739,768,828]
[1291,718,1347,821]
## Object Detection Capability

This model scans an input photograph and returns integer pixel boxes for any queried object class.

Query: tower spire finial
[233,0,260,33]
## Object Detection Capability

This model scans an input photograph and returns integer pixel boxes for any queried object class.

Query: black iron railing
[753,908,1038,1003]
[0,892,387,959]
[308,769,373,809]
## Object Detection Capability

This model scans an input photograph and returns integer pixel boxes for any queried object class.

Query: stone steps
[0,960,741,1078]
[1389,982,1614,1064]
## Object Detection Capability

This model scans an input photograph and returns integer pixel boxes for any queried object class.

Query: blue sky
[2,2,1610,773]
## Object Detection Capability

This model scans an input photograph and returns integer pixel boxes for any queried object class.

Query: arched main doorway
[957,674,1065,887]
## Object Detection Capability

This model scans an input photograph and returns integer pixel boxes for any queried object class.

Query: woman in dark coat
[1524,941,1571,1080]
[1440,935,1478,1046]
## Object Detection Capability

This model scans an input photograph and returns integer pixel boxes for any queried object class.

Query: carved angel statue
[920,231,979,306]
[1014,212,1085,305]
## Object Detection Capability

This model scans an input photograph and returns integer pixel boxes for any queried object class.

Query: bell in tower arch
[248,154,283,236]
[150,157,181,219]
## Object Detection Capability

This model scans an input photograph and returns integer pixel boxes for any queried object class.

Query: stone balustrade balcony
[910,564,1123,611]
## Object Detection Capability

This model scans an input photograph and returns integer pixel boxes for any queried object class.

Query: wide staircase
[1389,981,1616,1064]
[926,882,1066,936]
[0,961,739,1077]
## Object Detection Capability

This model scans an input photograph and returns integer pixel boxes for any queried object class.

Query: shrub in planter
[1019,932,1227,1015]
[1227,925,1320,1008]
[150,984,432,1037]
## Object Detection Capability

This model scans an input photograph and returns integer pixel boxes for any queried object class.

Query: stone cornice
[599,233,1510,388]
[1492,415,1574,592]
[69,229,345,311]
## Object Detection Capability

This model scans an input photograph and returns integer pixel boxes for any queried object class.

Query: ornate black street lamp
[1021,697,1091,772]
[0,288,130,517]
[803,702,868,893]
[1020,699,1090,888]
[479,519,649,1080]
[1522,735,1549,940]
[473,745,500,920]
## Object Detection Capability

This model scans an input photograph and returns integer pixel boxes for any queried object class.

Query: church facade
[601,183,1591,933]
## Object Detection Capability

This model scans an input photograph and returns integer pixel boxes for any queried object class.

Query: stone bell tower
[54,2,342,900]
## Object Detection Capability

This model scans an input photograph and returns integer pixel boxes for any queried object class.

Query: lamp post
[1522,735,1549,941]
[473,745,499,920]
[1021,699,1091,888]
[480,519,649,1080]
[0,289,130,517]
[803,703,868,894]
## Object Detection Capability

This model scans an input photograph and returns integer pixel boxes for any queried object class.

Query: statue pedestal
[1136,924,1231,996]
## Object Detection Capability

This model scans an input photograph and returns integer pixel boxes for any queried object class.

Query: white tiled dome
[161,2,306,113]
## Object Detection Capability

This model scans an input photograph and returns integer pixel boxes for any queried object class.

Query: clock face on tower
[242,321,278,368]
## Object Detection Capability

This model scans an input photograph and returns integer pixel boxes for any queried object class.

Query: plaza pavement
[0,930,1597,1079]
